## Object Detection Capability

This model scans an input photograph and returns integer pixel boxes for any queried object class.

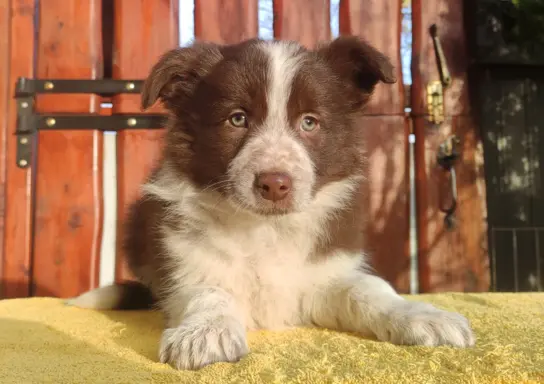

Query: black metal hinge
[14,77,167,169]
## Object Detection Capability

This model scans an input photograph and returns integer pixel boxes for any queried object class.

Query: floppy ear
[317,36,396,106]
[141,42,223,110]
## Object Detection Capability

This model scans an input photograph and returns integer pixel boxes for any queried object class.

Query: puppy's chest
[170,220,317,328]
[193,222,312,283]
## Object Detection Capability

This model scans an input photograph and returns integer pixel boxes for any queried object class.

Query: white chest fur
[145,173,362,329]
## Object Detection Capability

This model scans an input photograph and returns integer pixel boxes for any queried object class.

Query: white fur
[66,284,125,310]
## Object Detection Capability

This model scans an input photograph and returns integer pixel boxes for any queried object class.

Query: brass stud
[44,81,54,90]
[20,137,28,145]
[19,159,28,167]
[125,82,135,90]
[127,118,137,127]
[46,118,56,127]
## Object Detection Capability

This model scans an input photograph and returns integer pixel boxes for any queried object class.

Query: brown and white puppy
[69,37,474,370]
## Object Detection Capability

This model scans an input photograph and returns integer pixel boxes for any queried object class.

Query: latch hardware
[437,135,461,230]
[14,78,167,169]
[426,81,445,125]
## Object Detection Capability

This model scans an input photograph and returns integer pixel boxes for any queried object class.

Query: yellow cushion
[0,293,543,383]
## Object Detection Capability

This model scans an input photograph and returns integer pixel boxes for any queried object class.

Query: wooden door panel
[1,0,36,298]
[0,0,10,296]
[340,0,409,291]
[411,0,489,292]
[195,0,258,43]
[32,0,104,297]
[273,0,330,47]
[113,0,179,282]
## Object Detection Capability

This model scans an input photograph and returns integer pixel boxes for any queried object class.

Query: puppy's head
[142,37,396,215]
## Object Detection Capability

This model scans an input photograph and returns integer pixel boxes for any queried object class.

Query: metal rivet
[20,137,28,145]
[125,82,135,90]
[21,101,29,108]
[19,159,28,167]
[44,81,54,90]
[46,118,56,127]
[127,118,137,127]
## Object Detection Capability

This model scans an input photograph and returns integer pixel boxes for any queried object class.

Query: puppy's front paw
[378,302,475,348]
[159,315,249,370]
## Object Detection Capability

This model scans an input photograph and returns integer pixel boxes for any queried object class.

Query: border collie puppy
[69,37,474,370]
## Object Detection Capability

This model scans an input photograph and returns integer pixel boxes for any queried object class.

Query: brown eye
[228,111,248,128]
[300,115,319,132]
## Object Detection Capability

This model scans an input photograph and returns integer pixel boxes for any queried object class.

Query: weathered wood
[412,0,489,292]
[195,0,258,43]
[273,0,330,48]
[0,0,10,295]
[1,0,36,298]
[340,0,409,292]
[113,0,178,281]
[32,0,104,297]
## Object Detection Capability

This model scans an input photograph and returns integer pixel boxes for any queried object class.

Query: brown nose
[255,172,292,201]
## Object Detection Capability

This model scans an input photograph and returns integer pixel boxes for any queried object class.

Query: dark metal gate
[468,0,544,292]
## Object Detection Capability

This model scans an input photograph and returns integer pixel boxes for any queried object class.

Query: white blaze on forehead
[261,41,305,129]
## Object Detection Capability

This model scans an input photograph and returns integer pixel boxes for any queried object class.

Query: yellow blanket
[0,293,543,383]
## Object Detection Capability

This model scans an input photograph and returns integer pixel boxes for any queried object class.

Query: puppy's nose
[255,172,292,201]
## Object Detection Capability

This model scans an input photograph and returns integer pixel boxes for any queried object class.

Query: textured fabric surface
[0,293,543,384]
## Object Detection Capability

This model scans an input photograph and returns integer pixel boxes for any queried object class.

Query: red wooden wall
[32,0,104,297]
[1,0,36,297]
[0,0,489,299]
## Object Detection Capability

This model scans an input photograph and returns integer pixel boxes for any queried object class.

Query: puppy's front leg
[159,286,248,370]
[303,271,475,347]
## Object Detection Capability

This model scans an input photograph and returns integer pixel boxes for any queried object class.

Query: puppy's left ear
[318,36,396,105]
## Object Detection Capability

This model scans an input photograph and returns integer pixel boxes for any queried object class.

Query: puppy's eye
[300,115,319,132]
[228,111,248,128]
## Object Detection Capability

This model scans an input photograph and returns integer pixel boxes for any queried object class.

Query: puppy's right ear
[141,43,222,110]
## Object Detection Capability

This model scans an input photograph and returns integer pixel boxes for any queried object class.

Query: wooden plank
[273,0,330,48]
[195,0,258,43]
[113,0,179,281]
[412,0,489,292]
[1,0,36,298]
[0,0,10,293]
[340,0,409,292]
[32,0,104,297]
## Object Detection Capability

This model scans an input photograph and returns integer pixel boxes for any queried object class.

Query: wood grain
[412,0,489,292]
[273,0,330,48]
[0,0,10,294]
[113,0,178,281]
[1,0,36,298]
[195,0,258,43]
[32,0,104,297]
[340,0,409,292]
